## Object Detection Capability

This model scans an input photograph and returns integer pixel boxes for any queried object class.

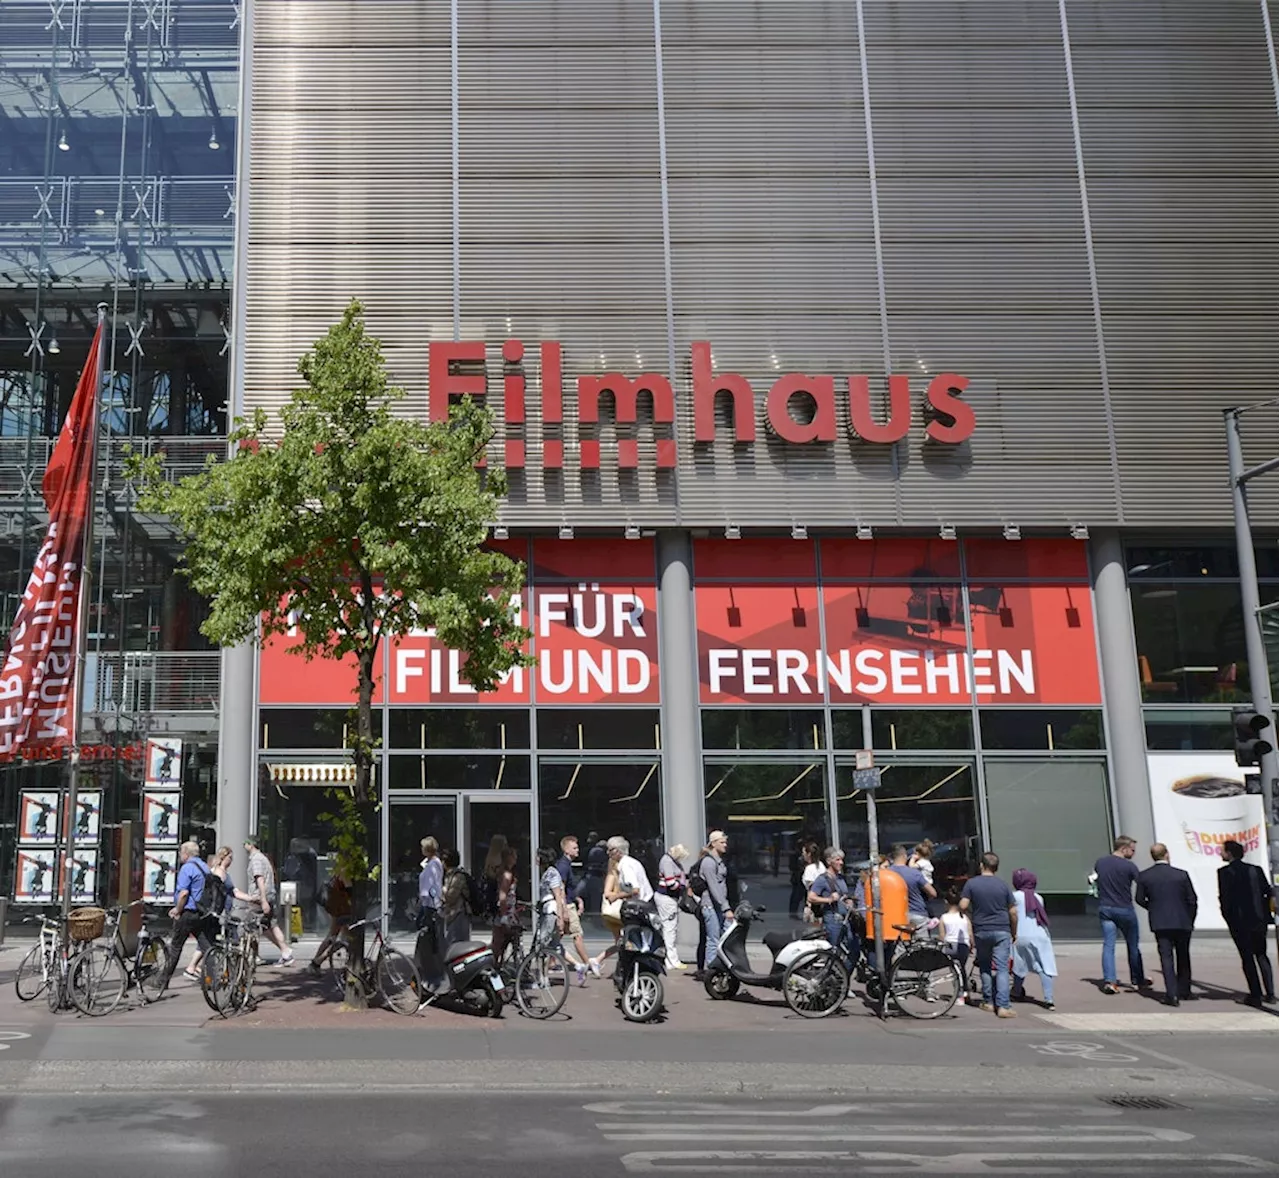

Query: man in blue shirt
[166,840,217,983]
[960,852,1019,1016]
[554,835,590,982]
[888,844,936,930]
[808,847,859,972]
[1093,835,1151,995]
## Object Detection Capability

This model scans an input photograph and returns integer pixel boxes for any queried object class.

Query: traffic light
[1232,706,1274,768]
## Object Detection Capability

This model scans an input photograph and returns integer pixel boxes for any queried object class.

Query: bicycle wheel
[782,950,849,1019]
[231,947,257,1011]
[888,949,961,1020]
[376,947,422,1016]
[514,949,570,1019]
[496,939,523,987]
[135,938,171,1003]
[201,947,236,1016]
[15,942,48,1001]
[70,945,126,1017]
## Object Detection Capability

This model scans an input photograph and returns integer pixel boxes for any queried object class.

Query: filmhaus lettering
[429,340,975,469]
[706,646,1036,699]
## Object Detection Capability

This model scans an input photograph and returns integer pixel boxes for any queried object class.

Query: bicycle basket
[69,907,106,942]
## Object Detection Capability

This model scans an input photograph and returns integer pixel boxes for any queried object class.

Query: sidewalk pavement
[0,924,1275,1035]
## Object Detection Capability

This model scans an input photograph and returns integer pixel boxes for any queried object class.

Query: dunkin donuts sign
[429,340,975,472]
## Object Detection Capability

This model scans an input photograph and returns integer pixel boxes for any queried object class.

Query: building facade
[2,1,1277,929]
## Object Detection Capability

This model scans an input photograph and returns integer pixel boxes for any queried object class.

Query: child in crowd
[940,888,973,981]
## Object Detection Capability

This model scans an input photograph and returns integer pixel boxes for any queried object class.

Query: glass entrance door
[463,797,533,915]
[386,797,457,934]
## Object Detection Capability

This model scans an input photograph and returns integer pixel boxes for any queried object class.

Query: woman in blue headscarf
[1011,867,1058,1009]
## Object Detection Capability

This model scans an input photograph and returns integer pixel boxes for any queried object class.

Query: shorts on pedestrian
[602,914,622,938]
[563,904,583,938]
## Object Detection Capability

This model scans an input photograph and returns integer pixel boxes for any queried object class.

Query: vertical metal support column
[1225,408,1278,879]
[216,0,256,850]
[657,531,703,859]
[1089,531,1154,851]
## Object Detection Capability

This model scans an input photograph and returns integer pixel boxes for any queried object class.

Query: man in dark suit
[1135,843,1198,1007]
[1217,839,1276,1008]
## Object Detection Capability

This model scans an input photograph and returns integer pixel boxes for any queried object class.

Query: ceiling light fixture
[492,525,509,541]
[624,524,641,540]
[855,524,873,541]
[557,525,574,541]
[47,328,60,355]
[58,130,69,151]
[1003,524,1022,541]
[938,523,957,541]
[1070,523,1089,540]
[724,524,741,540]
[208,125,220,150]
[791,524,808,541]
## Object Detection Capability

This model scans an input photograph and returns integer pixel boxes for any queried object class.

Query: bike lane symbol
[1027,1040,1139,1063]
[0,1031,32,1052]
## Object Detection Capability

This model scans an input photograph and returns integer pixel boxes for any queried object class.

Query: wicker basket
[68,907,106,942]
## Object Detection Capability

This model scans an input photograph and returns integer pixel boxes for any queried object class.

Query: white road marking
[618,1150,1277,1174]
[600,1126,1193,1143]
[1025,1039,1139,1062]
[1038,1012,1278,1033]
[0,1031,31,1052]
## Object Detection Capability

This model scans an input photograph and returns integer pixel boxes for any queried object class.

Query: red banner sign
[696,547,1100,707]
[0,324,102,757]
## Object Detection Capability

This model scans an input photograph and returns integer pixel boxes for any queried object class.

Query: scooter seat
[444,940,491,962]
[762,929,807,956]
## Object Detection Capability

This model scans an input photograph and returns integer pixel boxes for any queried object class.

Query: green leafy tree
[128,301,530,1002]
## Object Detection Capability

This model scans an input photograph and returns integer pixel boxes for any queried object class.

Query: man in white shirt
[610,837,654,903]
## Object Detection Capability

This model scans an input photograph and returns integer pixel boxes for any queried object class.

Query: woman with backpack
[308,869,353,974]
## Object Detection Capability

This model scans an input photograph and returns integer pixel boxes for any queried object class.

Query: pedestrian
[165,840,219,983]
[1132,842,1198,1007]
[940,888,972,975]
[1010,867,1058,1009]
[489,846,521,965]
[1217,839,1277,1008]
[655,842,689,971]
[888,843,936,930]
[244,835,294,966]
[959,852,1019,1018]
[536,846,569,950]
[190,845,253,977]
[481,833,508,919]
[580,833,608,923]
[689,842,713,979]
[553,835,592,983]
[697,830,733,973]
[592,839,629,977]
[309,867,353,973]
[440,848,472,949]
[807,847,858,971]
[909,840,936,889]
[799,841,823,922]
[416,836,445,991]
[1093,835,1151,995]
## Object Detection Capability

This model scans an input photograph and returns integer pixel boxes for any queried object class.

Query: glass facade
[1,0,238,910]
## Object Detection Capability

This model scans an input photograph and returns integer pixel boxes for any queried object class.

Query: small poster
[145,738,183,788]
[67,791,102,844]
[14,847,57,903]
[142,791,182,845]
[66,849,98,904]
[18,791,61,843]
[142,849,178,904]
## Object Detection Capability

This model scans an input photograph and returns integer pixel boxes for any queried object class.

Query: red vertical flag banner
[0,324,103,757]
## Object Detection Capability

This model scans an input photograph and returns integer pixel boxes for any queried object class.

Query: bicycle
[64,909,128,1017]
[493,901,533,987]
[779,908,855,1019]
[857,915,964,1020]
[14,915,59,1003]
[201,912,261,1017]
[512,907,571,1020]
[328,916,421,1015]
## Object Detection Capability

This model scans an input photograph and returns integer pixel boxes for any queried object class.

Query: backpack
[195,866,227,917]
[687,855,710,900]
[460,870,484,918]
[481,873,500,918]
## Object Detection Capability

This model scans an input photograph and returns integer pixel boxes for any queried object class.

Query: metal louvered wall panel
[242,0,1278,531]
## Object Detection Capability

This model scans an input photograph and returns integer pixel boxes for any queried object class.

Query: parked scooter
[424,937,506,1017]
[614,898,666,1022]
[703,902,830,1000]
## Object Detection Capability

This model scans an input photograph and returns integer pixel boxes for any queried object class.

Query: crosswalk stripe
[600,1126,1192,1143]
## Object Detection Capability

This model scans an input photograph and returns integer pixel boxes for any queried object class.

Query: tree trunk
[343,908,368,1010]
[353,646,376,803]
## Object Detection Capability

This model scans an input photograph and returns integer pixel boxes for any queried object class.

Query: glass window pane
[834,762,979,893]
[702,761,830,901]
[870,710,975,750]
[831,710,866,749]
[1144,710,1235,752]
[537,760,664,931]
[387,709,530,750]
[1126,545,1240,580]
[701,709,825,750]
[537,709,661,750]
[387,755,530,791]
[1131,584,1275,703]
[979,710,1104,750]
[984,759,1111,894]
[260,708,349,749]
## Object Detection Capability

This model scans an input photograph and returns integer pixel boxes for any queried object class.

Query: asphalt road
[0,1091,1274,1176]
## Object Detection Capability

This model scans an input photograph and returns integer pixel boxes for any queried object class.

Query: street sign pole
[854,752,886,992]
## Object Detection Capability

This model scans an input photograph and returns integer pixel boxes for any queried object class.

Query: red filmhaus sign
[429,341,975,470]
